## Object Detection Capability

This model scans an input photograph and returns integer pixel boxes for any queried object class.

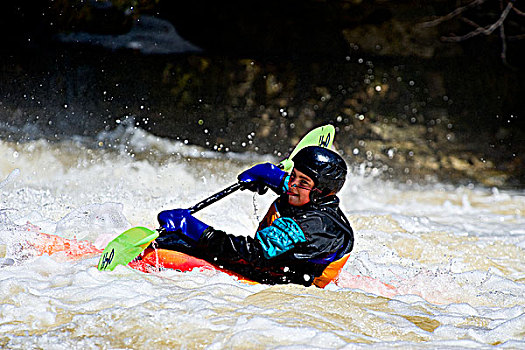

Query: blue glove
[157,209,209,243]
[237,163,286,193]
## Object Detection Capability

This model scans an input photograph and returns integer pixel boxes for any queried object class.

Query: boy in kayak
[155,146,354,287]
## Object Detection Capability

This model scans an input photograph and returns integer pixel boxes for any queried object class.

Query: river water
[0,123,524,349]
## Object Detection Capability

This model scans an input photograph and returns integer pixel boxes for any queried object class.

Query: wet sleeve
[197,227,268,266]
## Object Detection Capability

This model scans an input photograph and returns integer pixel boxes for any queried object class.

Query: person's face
[287,168,316,206]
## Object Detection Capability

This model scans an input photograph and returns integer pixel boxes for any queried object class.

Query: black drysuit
[155,193,354,287]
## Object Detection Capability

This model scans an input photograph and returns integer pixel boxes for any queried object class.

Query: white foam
[1,129,524,348]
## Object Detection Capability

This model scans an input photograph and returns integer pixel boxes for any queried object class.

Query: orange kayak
[30,232,401,293]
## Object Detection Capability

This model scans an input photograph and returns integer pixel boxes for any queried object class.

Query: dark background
[1,0,524,187]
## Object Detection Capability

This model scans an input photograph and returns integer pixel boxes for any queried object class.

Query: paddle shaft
[188,182,242,214]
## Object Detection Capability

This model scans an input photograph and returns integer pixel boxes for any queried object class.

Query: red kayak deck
[129,248,215,272]
[129,248,258,284]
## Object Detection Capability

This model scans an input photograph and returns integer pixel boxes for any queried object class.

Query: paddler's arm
[198,217,307,268]
[197,228,267,265]
[156,208,305,270]
[155,209,270,271]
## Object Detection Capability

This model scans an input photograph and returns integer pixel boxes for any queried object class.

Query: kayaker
[155,146,354,287]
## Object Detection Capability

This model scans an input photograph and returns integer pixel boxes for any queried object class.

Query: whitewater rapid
[1,126,524,349]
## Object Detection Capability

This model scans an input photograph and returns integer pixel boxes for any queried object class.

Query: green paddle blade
[279,124,335,172]
[97,227,159,271]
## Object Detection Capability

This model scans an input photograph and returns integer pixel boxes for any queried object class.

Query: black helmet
[291,146,347,201]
